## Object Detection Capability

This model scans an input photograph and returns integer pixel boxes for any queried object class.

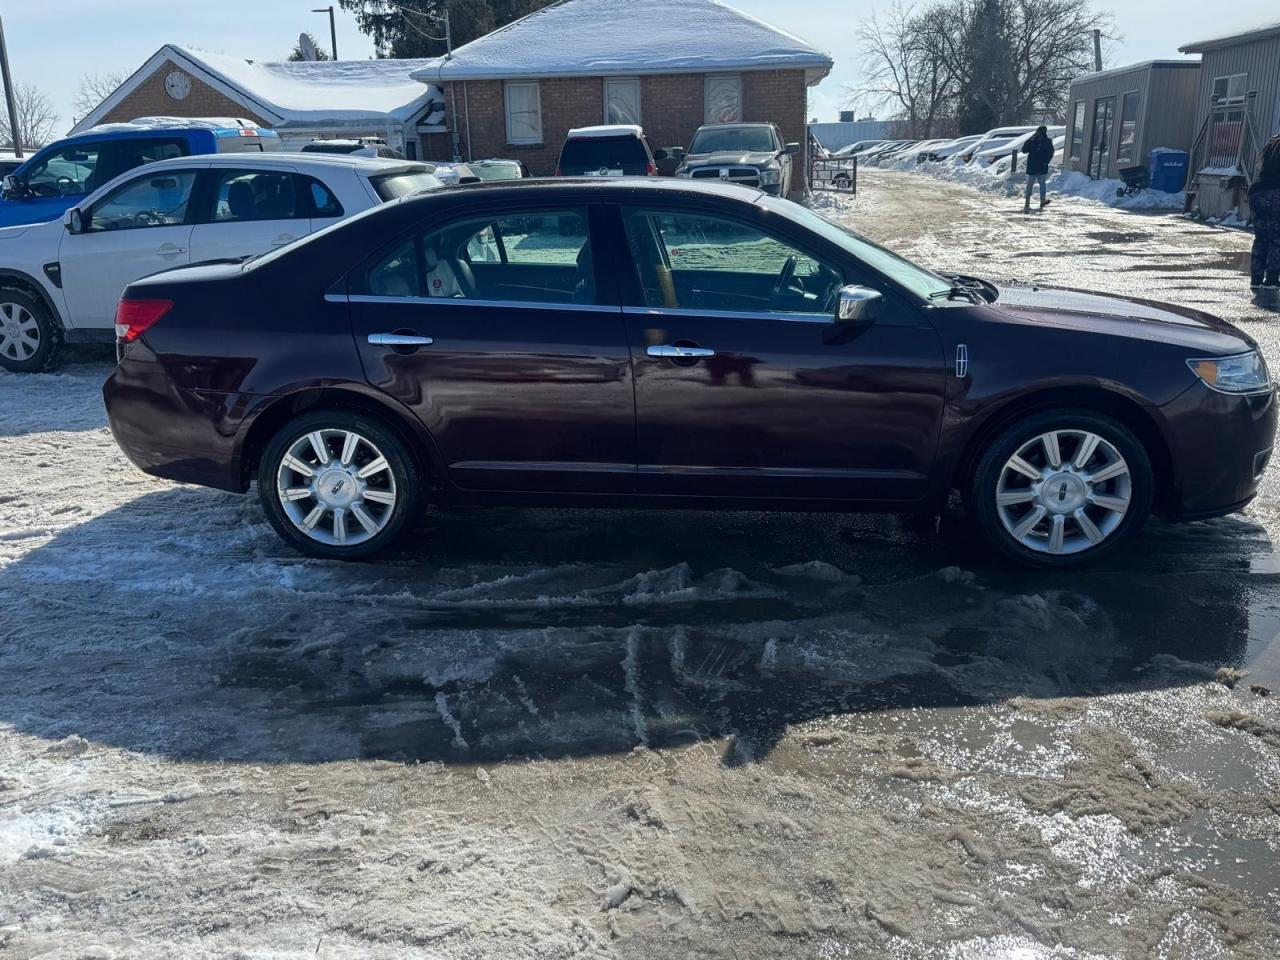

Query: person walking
[1022,125,1055,214]
[1249,133,1280,293]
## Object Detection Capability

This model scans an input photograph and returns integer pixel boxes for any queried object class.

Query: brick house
[409,0,832,191]
[69,44,447,156]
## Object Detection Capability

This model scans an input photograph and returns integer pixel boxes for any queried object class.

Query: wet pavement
[1,170,1279,958]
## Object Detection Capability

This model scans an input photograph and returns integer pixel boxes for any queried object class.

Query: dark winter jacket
[1249,134,1280,200]
[1022,132,1054,176]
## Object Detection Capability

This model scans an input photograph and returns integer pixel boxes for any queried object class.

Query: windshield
[370,171,443,201]
[777,201,956,301]
[690,126,777,154]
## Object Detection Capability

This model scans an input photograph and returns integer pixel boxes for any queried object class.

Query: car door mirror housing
[64,207,85,234]
[2,174,20,198]
[836,285,882,324]
[652,148,668,161]
[784,142,801,155]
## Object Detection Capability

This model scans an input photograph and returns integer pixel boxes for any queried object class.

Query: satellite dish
[298,33,319,61]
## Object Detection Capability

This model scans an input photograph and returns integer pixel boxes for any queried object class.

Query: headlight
[760,168,781,185]
[1187,351,1271,394]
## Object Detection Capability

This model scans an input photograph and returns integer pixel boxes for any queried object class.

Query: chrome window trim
[336,293,612,314]
[621,305,831,325]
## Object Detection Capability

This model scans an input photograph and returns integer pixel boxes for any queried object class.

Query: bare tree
[846,2,957,139]
[0,83,59,149]
[72,72,127,122]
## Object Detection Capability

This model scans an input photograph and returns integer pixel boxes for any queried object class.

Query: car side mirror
[64,207,84,234]
[784,142,801,155]
[2,174,20,198]
[653,149,668,161]
[836,285,882,324]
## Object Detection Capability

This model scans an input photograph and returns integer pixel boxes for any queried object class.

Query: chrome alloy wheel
[995,429,1131,556]
[275,429,398,547]
[0,302,40,362]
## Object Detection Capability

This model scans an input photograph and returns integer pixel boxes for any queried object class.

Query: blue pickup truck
[0,119,282,228]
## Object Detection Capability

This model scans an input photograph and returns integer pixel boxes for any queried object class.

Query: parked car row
[831,125,1067,171]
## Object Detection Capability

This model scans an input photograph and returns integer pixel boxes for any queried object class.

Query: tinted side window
[356,208,594,305]
[622,209,840,315]
[302,176,344,218]
[115,138,189,179]
[25,144,101,198]
[88,171,198,232]
[212,169,300,222]
[558,137,647,170]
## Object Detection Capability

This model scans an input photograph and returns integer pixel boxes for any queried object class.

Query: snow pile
[412,0,832,82]
[870,154,1185,211]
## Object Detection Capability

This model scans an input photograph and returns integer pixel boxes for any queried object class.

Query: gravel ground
[2,169,1280,959]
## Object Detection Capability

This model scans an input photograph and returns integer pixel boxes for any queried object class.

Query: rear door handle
[368,333,433,347]
[647,344,715,359]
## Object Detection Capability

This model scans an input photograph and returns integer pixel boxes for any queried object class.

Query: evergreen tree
[338,0,558,58]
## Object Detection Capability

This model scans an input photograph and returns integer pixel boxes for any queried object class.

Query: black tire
[0,286,61,373]
[970,409,1153,569]
[257,410,423,561]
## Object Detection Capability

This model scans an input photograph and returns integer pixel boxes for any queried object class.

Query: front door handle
[369,333,433,347]
[647,344,716,359]
[156,243,185,258]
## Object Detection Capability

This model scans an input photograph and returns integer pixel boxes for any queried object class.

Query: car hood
[989,284,1252,355]
[684,150,779,167]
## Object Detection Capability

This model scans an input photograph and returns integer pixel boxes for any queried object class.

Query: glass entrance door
[1089,97,1115,179]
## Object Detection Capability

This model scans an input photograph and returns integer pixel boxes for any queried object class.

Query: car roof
[407,176,768,205]
[566,124,645,139]
[697,122,773,129]
[130,152,431,177]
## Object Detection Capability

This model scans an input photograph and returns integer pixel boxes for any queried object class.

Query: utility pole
[0,15,22,158]
[313,6,339,60]
[1092,29,1102,72]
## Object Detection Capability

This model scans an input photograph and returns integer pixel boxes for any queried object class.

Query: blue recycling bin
[1148,149,1189,193]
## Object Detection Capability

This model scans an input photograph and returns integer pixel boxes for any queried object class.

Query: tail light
[647,161,657,176]
[115,298,173,342]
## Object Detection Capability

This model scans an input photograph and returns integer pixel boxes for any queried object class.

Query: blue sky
[3,0,1269,135]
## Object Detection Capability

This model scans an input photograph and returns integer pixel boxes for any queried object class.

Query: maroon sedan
[103,178,1276,567]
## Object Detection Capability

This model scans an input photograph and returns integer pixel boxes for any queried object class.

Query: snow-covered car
[558,125,658,178]
[0,153,441,372]
[833,140,887,158]
[988,134,1068,175]
[908,139,953,163]
[674,123,799,195]
[972,126,1065,167]
[923,135,982,162]
[466,159,528,182]
[954,126,1039,163]
[300,138,405,160]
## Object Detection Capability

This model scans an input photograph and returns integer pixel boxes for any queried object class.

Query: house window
[1116,91,1140,166]
[604,78,641,125]
[504,81,542,144]
[1068,99,1086,162]
[705,75,742,124]
[1211,73,1247,105]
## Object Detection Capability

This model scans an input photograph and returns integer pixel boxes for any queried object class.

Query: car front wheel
[970,410,1153,568]
[257,411,421,560]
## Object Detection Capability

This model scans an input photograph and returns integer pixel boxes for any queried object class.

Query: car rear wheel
[0,287,61,373]
[970,410,1153,568]
[257,411,421,560]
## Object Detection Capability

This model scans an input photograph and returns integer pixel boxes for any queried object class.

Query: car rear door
[618,204,946,503]
[56,165,202,330]
[346,202,636,494]
[187,164,310,263]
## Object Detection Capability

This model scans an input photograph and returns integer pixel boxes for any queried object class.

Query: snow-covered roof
[71,45,446,135]
[1180,19,1280,52]
[410,0,832,84]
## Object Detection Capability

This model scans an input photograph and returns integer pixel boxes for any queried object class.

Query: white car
[972,126,1066,167]
[954,126,1040,163]
[0,153,441,371]
[925,135,983,161]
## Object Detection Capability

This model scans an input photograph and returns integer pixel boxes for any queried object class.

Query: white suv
[0,153,442,371]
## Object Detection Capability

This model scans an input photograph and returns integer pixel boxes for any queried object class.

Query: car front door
[57,167,200,330]
[187,165,310,263]
[2,140,107,227]
[619,205,946,502]
[347,203,635,494]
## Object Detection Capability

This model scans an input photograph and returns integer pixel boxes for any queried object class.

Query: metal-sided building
[1063,60,1200,181]
[1180,19,1280,219]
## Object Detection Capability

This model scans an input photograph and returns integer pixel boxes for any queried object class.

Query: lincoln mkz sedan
[102,179,1277,567]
